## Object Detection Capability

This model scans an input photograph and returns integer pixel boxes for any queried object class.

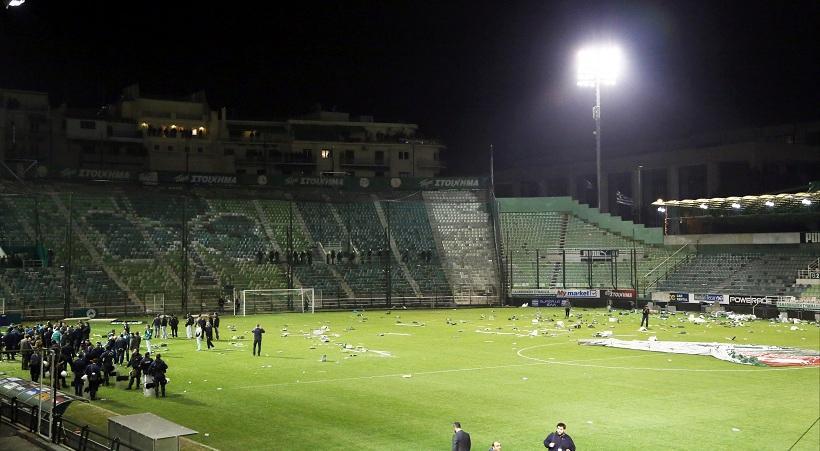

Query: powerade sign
[531,298,566,307]
[418,178,481,189]
[668,292,690,302]
[728,295,777,305]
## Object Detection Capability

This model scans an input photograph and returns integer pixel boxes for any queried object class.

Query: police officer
[139,352,154,390]
[100,348,116,386]
[150,353,169,397]
[126,350,143,390]
[85,359,102,400]
[72,356,88,396]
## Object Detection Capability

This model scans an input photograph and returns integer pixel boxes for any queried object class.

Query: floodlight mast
[577,45,622,213]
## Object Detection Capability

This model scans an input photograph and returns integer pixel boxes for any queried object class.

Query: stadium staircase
[424,190,499,302]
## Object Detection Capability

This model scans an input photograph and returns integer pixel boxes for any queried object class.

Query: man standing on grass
[213,313,220,340]
[252,324,265,356]
[143,325,153,354]
[204,320,215,349]
[641,304,650,328]
[564,300,572,318]
[452,421,471,451]
[126,350,143,390]
[169,314,179,338]
[185,314,194,339]
[150,353,168,397]
[544,422,575,451]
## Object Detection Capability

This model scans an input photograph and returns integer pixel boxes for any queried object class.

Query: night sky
[1,0,818,175]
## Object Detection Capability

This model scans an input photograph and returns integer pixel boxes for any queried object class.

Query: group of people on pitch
[452,421,576,450]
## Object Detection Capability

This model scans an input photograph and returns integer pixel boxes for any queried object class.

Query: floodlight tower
[577,44,623,212]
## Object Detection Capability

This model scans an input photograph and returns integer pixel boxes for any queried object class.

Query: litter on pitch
[580,338,820,366]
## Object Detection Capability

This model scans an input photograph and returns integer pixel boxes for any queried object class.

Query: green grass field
[2,307,819,450]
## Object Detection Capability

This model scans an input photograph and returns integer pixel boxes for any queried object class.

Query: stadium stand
[424,190,499,301]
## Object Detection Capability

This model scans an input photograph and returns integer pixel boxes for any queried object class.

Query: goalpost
[236,288,315,316]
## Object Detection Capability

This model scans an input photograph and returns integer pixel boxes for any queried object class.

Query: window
[321,149,332,159]
[375,150,384,163]
[398,151,410,160]
[82,145,95,155]
[224,148,234,156]
[80,120,96,130]
[399,171,410,177]
[153,145,159,151]
[167,145,173,151]
[257,169,266,175]
[344,150,355,163]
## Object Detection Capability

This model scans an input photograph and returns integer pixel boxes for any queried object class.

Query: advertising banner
[46,166,489,192]
[668,292,690,302]
[727,295,777,305]
[603,289,637,299]
[693,293,725,303]
[530,298,566,307]
[556,289,600,298]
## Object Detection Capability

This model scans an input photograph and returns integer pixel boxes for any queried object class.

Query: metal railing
[0,392,139,451]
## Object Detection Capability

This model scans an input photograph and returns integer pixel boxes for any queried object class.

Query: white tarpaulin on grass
[579,339,820,367]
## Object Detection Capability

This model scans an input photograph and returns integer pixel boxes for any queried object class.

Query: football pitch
[2,307,818,450]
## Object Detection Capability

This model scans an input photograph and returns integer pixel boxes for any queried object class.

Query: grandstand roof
[653,192,820,213]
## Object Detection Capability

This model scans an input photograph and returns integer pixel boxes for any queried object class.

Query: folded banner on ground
[579,339,820,367]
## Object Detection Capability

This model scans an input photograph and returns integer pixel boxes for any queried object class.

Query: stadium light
[657,206,666,213]
[699,203,708,210]
[577,43,623,213]
[801,198,812,206]
[731,202,741,209]
[5,0,25,8]
[764,200,775,207]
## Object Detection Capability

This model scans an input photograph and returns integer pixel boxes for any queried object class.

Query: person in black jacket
[160,315,169,339]
[29,348,42,382]
[169,315,179,338]
[213,313,220,340]
[641,305,650,328]
[126,351,143,390]
[150,354,169,397]
[544,422,575,451]
[100,348,116,386]
[84,359,102,400]
[204,321,215,349]
[72,357,87,396]
[452,421,471,451]
[251,324,265,356]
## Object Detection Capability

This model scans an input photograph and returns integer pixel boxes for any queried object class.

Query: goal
[236,288,315,316]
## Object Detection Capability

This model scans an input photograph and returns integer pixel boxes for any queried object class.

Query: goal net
[236,288,315,316]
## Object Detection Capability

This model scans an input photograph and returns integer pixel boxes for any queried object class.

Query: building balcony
[340,159,390,168]
[416,159,446,169]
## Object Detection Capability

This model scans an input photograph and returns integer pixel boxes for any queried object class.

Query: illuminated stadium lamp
[731,202,741,209]
[764,201,775,207]
[577,44,623,213]
[699,203,708,210]
[5,0,25,8]
[657,207,666,213]
[802,198,812,206]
